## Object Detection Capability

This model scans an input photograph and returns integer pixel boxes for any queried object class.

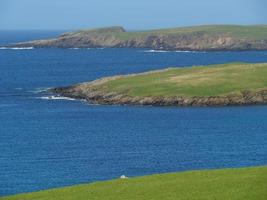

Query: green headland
[2,166,266,200]
[52,63,267,106]
[68,25,267,41]
[8,25,267,51]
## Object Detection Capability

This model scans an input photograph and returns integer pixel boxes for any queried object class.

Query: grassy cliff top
[63,25,267,40]
[144,25,267,39]
[81,63,267,97]
[2,166,267,200]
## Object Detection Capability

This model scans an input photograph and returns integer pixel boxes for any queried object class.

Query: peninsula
[6,25,267,51]
[51,63,267,106]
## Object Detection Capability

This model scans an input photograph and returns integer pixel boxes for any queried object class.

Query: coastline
[51,86,267,107]
[50,63,267,107]
[4,25,267,51]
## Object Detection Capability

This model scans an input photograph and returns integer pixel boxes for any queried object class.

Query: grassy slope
[65,25,267,41]
[146,25,267,39]
[95,63,267,97]
[2,166,267,200]
[102,25,267,40]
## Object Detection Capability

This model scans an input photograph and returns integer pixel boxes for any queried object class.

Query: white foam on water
[144,49,206,53]
[38,96,76,101]
[0,47,34,50]
[144,50,168,53]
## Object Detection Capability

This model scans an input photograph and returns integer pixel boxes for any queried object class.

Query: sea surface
[1,31,267,196]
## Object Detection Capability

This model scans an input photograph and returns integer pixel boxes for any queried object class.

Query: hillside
[7,25,267,51]
[51,63,267,106]
[2,166,267,200]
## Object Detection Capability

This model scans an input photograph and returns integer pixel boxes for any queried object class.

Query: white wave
[68,48,80,49]
[38,96,76,101]
[144,50,168,53]
[0,47,34,50]
[144,49,206,53]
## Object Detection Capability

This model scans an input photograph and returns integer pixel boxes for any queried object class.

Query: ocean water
[1,31,267,196]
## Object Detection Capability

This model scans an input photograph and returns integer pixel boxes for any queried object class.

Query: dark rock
[49,84,267,107]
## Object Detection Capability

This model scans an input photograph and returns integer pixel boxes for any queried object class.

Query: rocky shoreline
[50,85,267,107]
[10,35,267,52]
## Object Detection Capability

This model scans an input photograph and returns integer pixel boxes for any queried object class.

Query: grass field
[92,63,267,97]
[144,25,267,40]
[68,25,267,41]
[2,166,267,200]
[91,25,267,40]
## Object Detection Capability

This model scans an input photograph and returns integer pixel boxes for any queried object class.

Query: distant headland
[5,25,267,51]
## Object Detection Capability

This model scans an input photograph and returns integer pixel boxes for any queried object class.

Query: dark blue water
[1,31,267,196]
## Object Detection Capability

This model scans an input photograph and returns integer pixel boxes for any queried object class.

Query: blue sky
[0,0,266,30]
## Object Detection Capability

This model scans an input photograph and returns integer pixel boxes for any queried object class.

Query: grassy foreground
[2,166,267,200]
[96,63,267,97]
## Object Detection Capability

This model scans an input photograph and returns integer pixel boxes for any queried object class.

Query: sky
[0,0,267,30]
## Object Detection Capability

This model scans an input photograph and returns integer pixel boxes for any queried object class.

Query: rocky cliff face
[8,26,267,51]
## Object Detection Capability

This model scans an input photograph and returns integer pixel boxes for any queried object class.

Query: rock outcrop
[50,83,267,107]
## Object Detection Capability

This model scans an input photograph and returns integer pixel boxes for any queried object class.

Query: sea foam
[38,96,76,101]
[144,49,206,53]
[144,50,168,53]
[0,47,34,50]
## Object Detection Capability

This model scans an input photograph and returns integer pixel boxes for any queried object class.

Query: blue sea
[1,31,267,196]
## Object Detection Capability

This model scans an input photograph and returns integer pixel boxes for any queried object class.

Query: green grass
[94,63,267,97]
[106,25,267,40]
[2,166,267,200]
[66,25,267,41]
[144,25,267,40]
